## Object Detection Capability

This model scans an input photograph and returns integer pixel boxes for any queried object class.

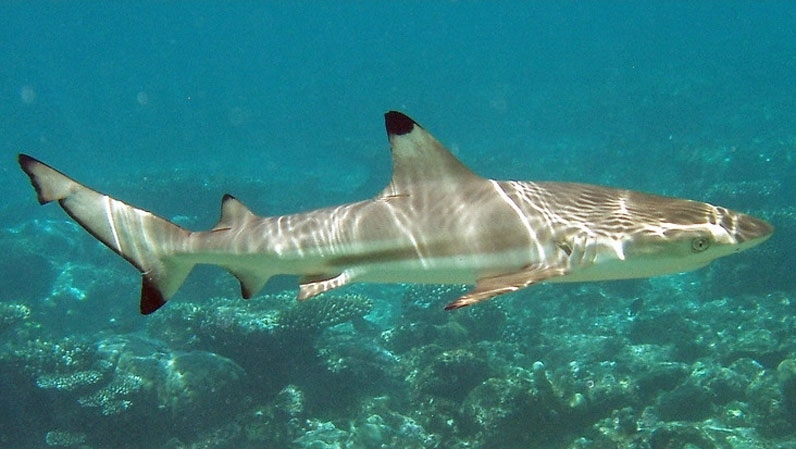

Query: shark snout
[722,210,773,246]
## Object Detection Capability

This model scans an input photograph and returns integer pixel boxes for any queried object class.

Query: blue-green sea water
[2,2,795,448]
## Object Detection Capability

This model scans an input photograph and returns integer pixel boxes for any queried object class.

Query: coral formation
[44,429,87,447]
[1,333,247,447]
[147,292,373,350]
[0,302,31,334]
[277,293,374,333]
[4,276,796,449]
[413,348,491,400]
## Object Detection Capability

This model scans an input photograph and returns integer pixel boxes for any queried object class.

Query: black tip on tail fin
[19,154,194,315]
[384,111,418,136]
[141,275,167,315]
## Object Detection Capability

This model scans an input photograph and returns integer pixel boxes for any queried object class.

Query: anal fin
[298,271,354,300]
[228,269,270,299]
[445,264,570,310]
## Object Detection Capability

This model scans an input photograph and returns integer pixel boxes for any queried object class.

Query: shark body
[19,111,773,314]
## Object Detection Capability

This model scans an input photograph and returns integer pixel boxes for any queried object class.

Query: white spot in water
[20,85,36,104]
[136,91,149,106]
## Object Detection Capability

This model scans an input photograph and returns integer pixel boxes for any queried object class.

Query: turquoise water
[2,2,795,448]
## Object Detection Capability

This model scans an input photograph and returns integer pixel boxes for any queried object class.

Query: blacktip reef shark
[18,111,773,314]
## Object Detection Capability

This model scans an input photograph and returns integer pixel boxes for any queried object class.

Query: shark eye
[691,237,711,252]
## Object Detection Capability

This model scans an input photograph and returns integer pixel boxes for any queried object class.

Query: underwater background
[1,2,795,448]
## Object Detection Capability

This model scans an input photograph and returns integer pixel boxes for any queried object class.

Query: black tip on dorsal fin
[385,111,419,136]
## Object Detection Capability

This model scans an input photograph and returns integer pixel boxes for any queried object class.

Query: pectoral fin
[445,264,571,310]
[298,271,354,300]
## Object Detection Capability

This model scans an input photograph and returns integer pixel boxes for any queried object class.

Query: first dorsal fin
[213,194,256,231]
[380,111,481,197]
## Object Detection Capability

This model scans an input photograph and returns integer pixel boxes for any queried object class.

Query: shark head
[610,196,773,277]
[525,182,774,285]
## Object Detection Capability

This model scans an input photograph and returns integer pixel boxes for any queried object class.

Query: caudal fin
[18,154,193,314]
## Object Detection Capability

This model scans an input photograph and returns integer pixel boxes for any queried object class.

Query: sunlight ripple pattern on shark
[18,111,773,314]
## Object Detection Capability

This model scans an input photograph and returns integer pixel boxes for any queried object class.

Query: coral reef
[0,333,247,448]
[4,268,796,449]
[277,293,373,334]
[412,347,492,401]
[0,302,30,331]
[44,429,87,447]
[147,292,373,350]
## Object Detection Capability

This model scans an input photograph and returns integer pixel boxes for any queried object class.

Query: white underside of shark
[19,111,773,314]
